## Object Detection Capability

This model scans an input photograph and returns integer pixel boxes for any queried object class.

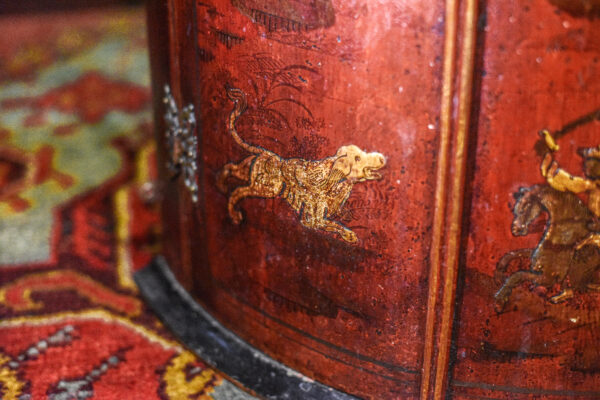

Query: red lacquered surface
[185,1,445,398]
[452,0,600,398]
[151,0,600,398]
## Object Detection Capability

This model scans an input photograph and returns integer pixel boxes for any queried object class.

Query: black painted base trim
[134,256,360,400]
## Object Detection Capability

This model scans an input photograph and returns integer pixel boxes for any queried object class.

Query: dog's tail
[227,87,263,155]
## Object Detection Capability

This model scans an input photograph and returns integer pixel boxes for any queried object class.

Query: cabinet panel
[144,0,600,398]
[452,1,600,398]
[185,1,446,398]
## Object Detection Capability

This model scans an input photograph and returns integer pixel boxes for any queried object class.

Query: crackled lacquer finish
[451,0,600,398]
[163,0,447,398]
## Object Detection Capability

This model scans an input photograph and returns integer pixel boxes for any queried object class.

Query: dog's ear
[331,155,351,175]
[331,146,353,176]
[321,154,351,190]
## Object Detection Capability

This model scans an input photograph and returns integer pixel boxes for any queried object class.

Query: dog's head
[330,145,386,183]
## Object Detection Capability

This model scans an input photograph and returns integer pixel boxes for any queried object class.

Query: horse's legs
[583,262,600,292]
[495,271,553,310]
[550,289,574,303]
[495,248,534,284]
[568,246,600,293]
[576,233,600,250]
[571,234,600,298]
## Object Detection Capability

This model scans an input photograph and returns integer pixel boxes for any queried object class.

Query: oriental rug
[0,8,254,400]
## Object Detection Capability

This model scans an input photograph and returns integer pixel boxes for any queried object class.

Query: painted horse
[495,184,600,310]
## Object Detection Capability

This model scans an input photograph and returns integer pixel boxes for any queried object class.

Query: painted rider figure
[541,143,600,250]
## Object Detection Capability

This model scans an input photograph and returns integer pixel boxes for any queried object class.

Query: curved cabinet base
[134,257,358,400]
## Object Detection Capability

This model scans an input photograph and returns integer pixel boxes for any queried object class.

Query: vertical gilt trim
[420,0,460,396]
[421,0,479,398]
[433,0,478,397]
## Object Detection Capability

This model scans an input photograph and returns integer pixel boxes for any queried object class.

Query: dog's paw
[230,210,243,225]
[341,230,358,243]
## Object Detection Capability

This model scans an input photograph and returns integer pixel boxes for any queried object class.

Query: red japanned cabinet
[138,0,600,398]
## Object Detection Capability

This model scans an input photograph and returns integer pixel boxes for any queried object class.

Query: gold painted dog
[217,88,386,243]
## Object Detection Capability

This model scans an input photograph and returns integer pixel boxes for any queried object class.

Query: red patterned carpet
[0,8,253,400]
